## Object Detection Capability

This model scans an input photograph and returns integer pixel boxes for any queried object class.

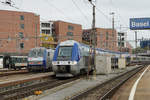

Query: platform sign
[130,18,150,30]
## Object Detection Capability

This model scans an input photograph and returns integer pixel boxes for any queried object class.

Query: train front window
[0,56,3,59]
[28,49,37,57]
[58,46,72,57]
[29,48,44,57]
[37,49,44,57]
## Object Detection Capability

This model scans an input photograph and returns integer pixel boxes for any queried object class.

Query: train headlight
[37,61,42,64]
[52,61,57,65]
[71,61,77,65]
[29,62,33,64]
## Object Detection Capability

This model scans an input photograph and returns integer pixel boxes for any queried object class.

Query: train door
[3,55,11,69]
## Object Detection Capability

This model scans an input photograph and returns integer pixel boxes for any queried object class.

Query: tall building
[53,20,82,43]
[83,28,118,51]
[0,9,40,55]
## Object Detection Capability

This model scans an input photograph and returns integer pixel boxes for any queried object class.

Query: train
[52,40,150,77]
[130,56,150,65]
[0,55,27,70]
[52,40,93,77]
[27,47,54,71]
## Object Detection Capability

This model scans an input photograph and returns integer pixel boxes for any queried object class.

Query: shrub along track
[70,65,146,100]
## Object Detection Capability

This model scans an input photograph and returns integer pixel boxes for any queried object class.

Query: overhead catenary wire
[83,0,112,25]
[95,7,111,23]
[71,0,90,25]
[109,0,128,28]
[43,0,75,22]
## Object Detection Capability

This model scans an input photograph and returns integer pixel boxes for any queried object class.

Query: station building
[83,28,118,52]
[0,8,40,55]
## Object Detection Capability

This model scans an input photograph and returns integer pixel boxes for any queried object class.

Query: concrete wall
[96,55,111,74]
[118,58,126,69]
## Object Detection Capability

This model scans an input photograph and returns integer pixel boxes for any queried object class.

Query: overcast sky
[1,0,150,47]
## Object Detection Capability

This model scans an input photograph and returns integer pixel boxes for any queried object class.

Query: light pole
[135,31,137,58]
[110,12,115,31]
[119,33,122,57]
[110,12,115,51]
[88,0,96,76]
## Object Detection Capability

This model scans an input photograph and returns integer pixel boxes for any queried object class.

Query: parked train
[27,47,54,71]
[52,40,93,77]
[130,56,150,65]
[52,40,150,77]
[0,55,27,70]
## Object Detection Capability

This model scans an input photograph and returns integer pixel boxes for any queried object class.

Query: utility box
[118,58,126,69]
[96,56,111,74]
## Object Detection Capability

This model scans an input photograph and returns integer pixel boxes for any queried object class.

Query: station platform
[112,65,150,100]
[26,66,139,100]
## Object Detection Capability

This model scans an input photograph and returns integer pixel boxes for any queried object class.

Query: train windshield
[28,48,45,57]
[28,49,37,57]
[58,46,72,59]
[37,49,44,57]
[0,56,3,59]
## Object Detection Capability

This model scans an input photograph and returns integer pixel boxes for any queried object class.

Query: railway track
[0,69,28,77]
[70,65,146,100]
[0,75,82,100]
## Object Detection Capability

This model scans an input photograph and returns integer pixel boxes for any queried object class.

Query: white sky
[1,0,150,47]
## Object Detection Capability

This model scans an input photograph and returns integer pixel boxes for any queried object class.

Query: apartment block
[83,28,118,52]
[53,20,82,43]
[0,10,40,55]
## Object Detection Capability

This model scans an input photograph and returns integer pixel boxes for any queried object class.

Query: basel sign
[130,18,150,30]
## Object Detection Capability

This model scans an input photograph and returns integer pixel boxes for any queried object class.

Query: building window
[20,24,24,29]
[122,42,124,47]
[68,25,74,30]
[106,42,108,47]
[106,31,109,40]
[67,32,73,36]
[42,30,50,34]
[20,15,24,20]
[35,23,37,33]
[42,23,50,27]
[20,43,24,49]
[112,33,114,37]
[19,32,24,39]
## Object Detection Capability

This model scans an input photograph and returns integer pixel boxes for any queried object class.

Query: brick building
[126,42,133,53]
[83,28,118,51]
[53,20,82,43]
[0,10,40,55]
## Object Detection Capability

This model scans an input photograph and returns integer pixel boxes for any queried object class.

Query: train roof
[59,40,79,46]
[57,40,129,56]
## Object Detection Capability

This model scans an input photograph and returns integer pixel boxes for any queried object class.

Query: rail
[70,65,145,100]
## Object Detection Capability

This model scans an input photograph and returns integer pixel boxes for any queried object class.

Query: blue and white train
[52,40,93,77]
[52,40,150,77]
[27,47,54,71]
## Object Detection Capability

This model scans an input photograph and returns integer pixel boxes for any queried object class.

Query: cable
[71,0,90,24]
[95,7,111,22]
[43,0,75,22]
[109,0,128,28]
